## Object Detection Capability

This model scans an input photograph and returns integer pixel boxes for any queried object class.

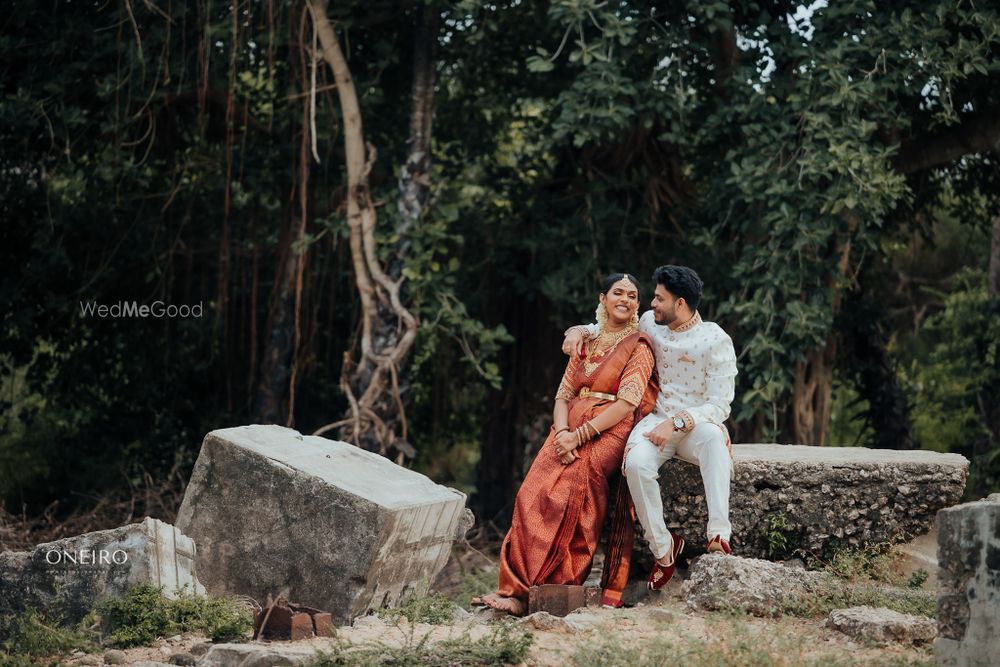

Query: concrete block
[936,493,1000,666]
[0,517,205,625]
[175,425,469,625]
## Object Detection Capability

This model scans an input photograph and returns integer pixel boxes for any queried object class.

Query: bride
[473,273,657,614]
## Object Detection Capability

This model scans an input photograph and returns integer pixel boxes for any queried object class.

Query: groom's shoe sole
[647,533,685,591]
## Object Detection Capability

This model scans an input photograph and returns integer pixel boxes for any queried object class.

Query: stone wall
[655,444,968,559]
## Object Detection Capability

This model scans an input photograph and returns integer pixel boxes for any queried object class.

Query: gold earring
[595,301,608,332]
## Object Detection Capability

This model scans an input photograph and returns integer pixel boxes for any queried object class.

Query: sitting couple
[473,265,737,615]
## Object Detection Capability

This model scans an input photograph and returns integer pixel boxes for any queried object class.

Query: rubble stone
[682,553,832,616]
[518,611,580,633]
[826,606,936,645]
[175,425,469,625]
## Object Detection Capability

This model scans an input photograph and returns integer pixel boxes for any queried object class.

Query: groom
[563,265,737,590]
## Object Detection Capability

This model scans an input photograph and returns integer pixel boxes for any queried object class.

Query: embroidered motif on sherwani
[497,332,657,604]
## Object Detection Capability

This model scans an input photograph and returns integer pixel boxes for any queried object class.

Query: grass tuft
[97,583,252,647]
[375,590,457,625]
[0,608,99,659]
[306,622,532,666]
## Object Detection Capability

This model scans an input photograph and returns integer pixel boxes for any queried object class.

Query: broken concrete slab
[657,444,967,559]
[936,493,1000,667]
[0,517,205,625]
[827,606,936,645]
[175,425,470,625]
[196,642,326,667]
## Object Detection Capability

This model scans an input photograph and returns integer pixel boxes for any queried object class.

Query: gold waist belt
[578,387,617,401]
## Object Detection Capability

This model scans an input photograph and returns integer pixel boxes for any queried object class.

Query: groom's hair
[653,265,703,310]
[600,273,641,295]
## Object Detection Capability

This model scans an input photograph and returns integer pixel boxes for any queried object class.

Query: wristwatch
[672,416,686,431]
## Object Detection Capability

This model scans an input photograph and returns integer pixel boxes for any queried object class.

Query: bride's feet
[470,593,527,616]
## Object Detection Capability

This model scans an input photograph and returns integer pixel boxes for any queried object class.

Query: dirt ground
[59,589,934,667]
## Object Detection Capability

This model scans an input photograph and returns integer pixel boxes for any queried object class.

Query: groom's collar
[671,311,701,333]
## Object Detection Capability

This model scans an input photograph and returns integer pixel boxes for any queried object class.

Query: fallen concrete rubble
[175,425,472,625]
[0,517,205,625]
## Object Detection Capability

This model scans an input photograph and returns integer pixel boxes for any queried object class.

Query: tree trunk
[986,210,1000,460]
[790,216,860,445]
[791,339,836,445]
[310,0,419,458]
[253,230,297,424]
[395,1,438,263]
[840,288,916,449]
[990,211,1000,299]
[252,6,313,425]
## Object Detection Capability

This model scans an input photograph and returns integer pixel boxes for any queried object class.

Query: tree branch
[894,110,1000,175]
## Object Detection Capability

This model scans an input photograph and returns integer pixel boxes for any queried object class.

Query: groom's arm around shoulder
[565,310,655,341]
[679,325,738,428]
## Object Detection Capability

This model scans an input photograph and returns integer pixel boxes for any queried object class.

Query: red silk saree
[497,331,657,605]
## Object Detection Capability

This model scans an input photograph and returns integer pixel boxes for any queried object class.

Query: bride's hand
[554,430,578,456]
[559,450,578,465]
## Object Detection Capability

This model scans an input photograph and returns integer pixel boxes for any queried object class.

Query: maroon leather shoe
[707,534,732,555]
[647,532,685,591]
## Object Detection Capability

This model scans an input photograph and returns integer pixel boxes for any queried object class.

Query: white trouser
[623,412,732,560]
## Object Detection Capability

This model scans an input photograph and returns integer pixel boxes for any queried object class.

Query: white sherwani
[583,310,737,558]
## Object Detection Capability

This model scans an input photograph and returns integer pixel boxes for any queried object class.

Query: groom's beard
[654,308,676,326]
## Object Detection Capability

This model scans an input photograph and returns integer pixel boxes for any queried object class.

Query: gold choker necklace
[584,325,636,375]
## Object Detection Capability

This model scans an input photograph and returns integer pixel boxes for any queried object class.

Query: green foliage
[307,622,532,667]
[2,0,999,520]
[375,591,456,625]
[822,544,904,586]
[901,269,1000,493]
[97,584,251,648]
[780,580,937,620]
[907,569,929,590]
[0,608,99,659]
[765,512,791,558]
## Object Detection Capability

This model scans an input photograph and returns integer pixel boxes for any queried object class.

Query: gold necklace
[583,325,636,375]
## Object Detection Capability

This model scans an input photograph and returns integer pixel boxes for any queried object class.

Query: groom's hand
[644,421,676,451]
[562,328,586,357]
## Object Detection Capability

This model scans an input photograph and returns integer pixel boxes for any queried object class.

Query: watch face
[673,417,685,429]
